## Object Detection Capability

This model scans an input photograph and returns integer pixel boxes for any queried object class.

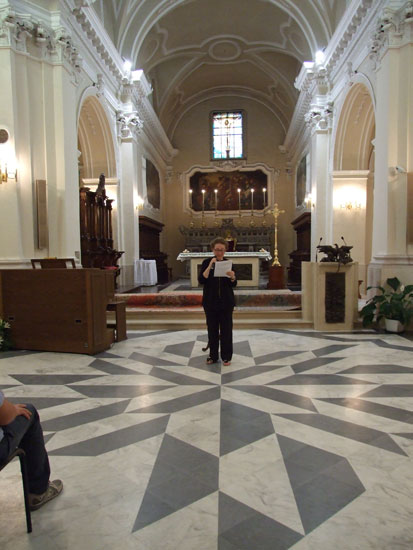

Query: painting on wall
[146,159,160,209]
[189,170,268,211]
[296,155,307,208]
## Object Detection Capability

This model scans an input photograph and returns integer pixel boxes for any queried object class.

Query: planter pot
[384,318,405,333]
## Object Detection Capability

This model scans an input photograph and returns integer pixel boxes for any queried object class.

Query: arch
[77,93,117,181]
[333,81,375,171]
[331,81,376,295]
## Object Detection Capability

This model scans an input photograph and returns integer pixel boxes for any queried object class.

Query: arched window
[211,111,245,159]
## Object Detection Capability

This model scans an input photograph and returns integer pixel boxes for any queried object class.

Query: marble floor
[1,329,413,549]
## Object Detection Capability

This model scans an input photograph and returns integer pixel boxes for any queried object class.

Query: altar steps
[123,307,311,330]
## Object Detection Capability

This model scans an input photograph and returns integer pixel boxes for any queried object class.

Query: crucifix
[271,203,285,267]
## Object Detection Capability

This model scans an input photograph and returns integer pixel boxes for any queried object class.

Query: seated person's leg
[2,404,51,494]
[1,402,62,509]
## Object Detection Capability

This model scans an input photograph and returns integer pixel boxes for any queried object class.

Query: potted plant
[0,318,12,351]
[360,277,413,332]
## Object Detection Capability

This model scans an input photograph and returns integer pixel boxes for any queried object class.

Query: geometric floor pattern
[1,329,413,549]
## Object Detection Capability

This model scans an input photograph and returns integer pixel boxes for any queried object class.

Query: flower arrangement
[0,318,12,351]
[360,277,413,328]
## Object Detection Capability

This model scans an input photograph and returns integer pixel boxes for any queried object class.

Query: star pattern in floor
[1,329,413,549]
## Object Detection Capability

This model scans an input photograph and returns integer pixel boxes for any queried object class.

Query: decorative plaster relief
[116,110,143,140]
[0,7,83,83]
[305,102,334,132]
[369,1,413,70]
[208,39,241,61]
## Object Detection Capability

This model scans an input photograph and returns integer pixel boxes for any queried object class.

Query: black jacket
[198,257,237,310]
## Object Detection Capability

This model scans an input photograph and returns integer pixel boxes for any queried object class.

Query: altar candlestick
[202,189,205,212]
[251,188,255,213]
[189,189,193,209]
[263,187,266,208]
[237,188,241,216]
[214,189,218,212]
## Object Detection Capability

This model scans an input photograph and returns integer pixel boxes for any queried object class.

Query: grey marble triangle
[49,415,170,456]
[129,351,182,366]
[290,357,343,374]
[41,399,132,431]
[133,434,218,531]
[218,491,303,549]
[338,364,413,374]
[254,350,303,365]
[221,364,287,384]
[129,386,220,414]
[149,365,215,385]
[318,397,413,424]
[232,340,253,357]
[11,374,104,385]
[232,385,317,412]
[271,374,375,385]
[89,358,143,375]
[311,345,356,357]
[164,341,195,357]
[68,384,173,398]
[276,413,407,456]
[220,399,274,456]
[276,434,365,534]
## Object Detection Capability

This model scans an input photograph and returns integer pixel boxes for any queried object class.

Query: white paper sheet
[213,260,232,277]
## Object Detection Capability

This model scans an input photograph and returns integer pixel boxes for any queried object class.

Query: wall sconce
[135,195,144,211]
[0,129,17,183]
[305,193,315,209]
[340,201,361,211]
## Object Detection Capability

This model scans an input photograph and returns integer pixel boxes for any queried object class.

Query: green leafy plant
[0,318,12,351]
[360,277,413,327]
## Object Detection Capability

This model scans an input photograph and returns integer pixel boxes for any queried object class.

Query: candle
[202,189,205,211]
[237,188,241,214]
[214,189,218,212]
[189,189,193,209]
[251,188,254,213]
[263,187,266,208]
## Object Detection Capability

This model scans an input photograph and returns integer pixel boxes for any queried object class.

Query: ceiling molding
[167,86,290,140]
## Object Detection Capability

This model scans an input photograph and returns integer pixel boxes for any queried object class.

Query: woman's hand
[209,257,217,267]
[226,270,236,281]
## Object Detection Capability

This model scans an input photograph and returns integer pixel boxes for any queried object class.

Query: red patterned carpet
[122,292,301,310]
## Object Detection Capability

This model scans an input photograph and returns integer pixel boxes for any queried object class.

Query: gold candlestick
[271,202,285,266]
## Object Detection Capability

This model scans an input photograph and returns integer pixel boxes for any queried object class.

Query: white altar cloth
[134,259,158,286]
[177,251,271,288]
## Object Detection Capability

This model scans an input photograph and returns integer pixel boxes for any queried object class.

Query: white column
[368,12,413,288]
[117,117,142,286]
[306,112,333,261]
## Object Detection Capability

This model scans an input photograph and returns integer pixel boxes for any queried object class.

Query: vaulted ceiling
[93,0,350,139]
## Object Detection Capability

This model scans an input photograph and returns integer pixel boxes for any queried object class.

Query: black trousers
[0,404,50,494]
[204,307,234,361]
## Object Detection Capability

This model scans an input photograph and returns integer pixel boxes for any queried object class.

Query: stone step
[123,307,311,330]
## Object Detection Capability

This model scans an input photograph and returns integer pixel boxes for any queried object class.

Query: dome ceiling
[93,0,350,139]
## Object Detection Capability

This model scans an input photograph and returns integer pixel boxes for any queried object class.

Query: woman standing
[198,237,237,366]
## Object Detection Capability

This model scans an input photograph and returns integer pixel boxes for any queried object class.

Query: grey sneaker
[29,480,63,511]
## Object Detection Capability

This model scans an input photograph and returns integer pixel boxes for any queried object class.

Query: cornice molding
[284,0,383,155]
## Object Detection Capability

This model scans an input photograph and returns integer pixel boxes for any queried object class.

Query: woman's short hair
[210,237,228,250]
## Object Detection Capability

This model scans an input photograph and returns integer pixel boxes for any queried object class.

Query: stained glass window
[211,111,244,159]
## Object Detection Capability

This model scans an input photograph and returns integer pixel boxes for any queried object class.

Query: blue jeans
[0,404,50,494]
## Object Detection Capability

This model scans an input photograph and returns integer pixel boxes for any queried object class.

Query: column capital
[116,110,143,141]
[305,101,334,133]
[369,2,413,70]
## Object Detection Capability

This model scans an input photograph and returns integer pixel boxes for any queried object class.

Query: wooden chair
[31,258,76,269]
[0,448,32,533]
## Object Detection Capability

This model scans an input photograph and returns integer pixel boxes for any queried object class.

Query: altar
[177,251,272,288]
